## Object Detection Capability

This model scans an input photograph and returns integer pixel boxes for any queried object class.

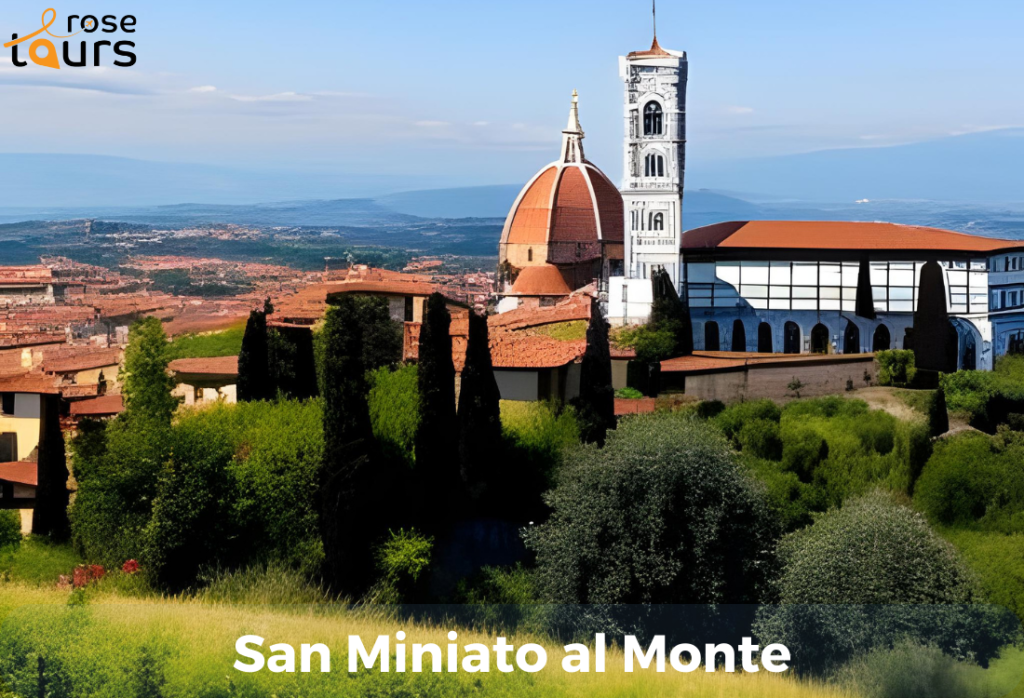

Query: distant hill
[0,154,454,208]
[690,128,1024,204]
[376,185,520,219]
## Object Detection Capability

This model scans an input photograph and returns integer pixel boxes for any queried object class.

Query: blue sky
[1,0,1022,190]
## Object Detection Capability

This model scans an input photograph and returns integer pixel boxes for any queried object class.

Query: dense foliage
[367,365,419,468]
[527,412,779,606]
[875,349,917,387]
[915,431,1024,531]
[166,324,244,360]
[941,354,1024,431]
[121,317,179,424]
[649,267,693,356]
[715,397,931,530]
[754,491,1016,674]
[71,401,323,588]
[0,510,21,551]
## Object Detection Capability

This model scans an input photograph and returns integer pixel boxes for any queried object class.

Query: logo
[4,8,136,69]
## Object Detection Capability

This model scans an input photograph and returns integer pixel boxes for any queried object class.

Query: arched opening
[784,321,801,354]
[704,321,720,351]
[643,102,663,136]
[844,321,860,354]
[644,153,665,177]
[652,212,664,231]
[527,248,533,262]
[758,322,773,353]
[872,325,891,352]
[963,333,977,370]
[732,320,747,352]
[811,323,830,354]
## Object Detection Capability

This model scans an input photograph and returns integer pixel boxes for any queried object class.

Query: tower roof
[627,36,673,59]
[500,92,623,248]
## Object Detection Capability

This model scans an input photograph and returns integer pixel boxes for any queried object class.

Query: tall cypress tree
[572,299,616,445]
[457,312,502,507]
[237,304,271,402]
[913,260,957,373]
[318,297,381,595]
[415,293,460,525]
[854,258,877,320]
[650,268,693,356]
[31,394,70,539]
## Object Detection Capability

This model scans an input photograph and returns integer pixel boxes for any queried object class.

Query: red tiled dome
[500,160,623,247]
[509,264,572,296]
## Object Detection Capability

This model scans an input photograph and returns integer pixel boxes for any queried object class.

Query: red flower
[90,564,105,580]
[122,559,140,574]
[72,566,89,588]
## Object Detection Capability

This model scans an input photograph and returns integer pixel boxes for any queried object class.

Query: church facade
[498,32,1024,367]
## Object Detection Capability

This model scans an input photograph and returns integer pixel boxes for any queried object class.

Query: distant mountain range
[690,128,1024,204]
[1,128,1022,215]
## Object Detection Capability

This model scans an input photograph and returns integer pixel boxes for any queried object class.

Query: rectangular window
[0,393,13,416]
[792,263,818,286]
[0,433,16,462]
[404,296,414,322]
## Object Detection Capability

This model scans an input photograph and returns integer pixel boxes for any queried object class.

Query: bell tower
[618,22,687,288]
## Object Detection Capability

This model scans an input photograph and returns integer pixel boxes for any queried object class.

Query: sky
[1,0,1022,191]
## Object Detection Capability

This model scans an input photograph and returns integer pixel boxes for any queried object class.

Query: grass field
[166,324,246,360]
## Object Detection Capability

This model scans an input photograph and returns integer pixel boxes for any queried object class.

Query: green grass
[892,388,936,416]
[166,324,245,360]
[531,320,588,342]
[944,528,1024,621]
[0,537,82,586]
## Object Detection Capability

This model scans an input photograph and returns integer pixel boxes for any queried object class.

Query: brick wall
[679,356,878,403]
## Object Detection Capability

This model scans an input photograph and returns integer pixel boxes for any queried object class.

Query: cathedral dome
[499,92,623,252]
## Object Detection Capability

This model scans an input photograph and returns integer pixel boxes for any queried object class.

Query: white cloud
[414,120,449,127]
[229,91,312,102]
[473,121,489,127]
[725,106,755,115]
[189,85,217,93]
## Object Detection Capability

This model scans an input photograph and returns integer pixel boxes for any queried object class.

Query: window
[0,393,12,416]
[404,295,414,322]
[643,101,663,136]
[527,248,533,262]
[651,212,664,231]
[644,153,665,177]
[0,433,16,463]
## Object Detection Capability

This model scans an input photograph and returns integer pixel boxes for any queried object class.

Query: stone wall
[677,356,878,403]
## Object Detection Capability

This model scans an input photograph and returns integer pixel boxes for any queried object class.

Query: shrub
[737,418,783,460]
[372,529,434,603]
[753,491,1015,674]
[914,432,1024,531]
[929,387,950,436]
[0,510,21,551]
[876,349,917,387]
[714,399,781,441]
[527,412,779,606]
[780,425,829,481]
[617,325,677,363]
[368,365,419,468]
[942,359,1024,432]
[615,387,644,400]
[695,399,725,420]
[945,529,1024,622]
[572,301,616,445]
[835,640,985,698]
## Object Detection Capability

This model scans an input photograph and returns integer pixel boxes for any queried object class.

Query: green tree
[318,298,384,594]
[414,293,461,524]
[650,267,693,356]
[31,394,70,540]
[458,312,502,507]
[356,296,403,372]
[753,491,1015,674]
[929,386,950,436]
[237,303,271,402]
[913,260,958,374]
[122,317,179,424]
[526,412,779,606]
[571,299,616,445]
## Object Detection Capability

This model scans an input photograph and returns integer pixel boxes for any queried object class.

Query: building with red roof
[497,91,623,312]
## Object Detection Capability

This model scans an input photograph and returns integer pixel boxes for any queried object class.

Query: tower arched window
[527,248,533,262]
[651,212,664,231]
[643,102,663,136]
[644,153,665,177]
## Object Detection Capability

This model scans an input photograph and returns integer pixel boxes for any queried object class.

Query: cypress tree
[31,394,70,539]
[650,268,693,356]
[122,317,179,424]
[929,387,950,437]
[414,293,460,524]
[572,299,616,445]
[356,296,404,372]
[855,258,877,320]
[318,297,381,595]
[288,326,320,399]
[913,261,957,373]
[237,304,271,401]
[457,312,502,507]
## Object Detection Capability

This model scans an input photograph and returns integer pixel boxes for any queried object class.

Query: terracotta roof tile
[509,265,572,296]
[627,37,674,59]
[681,221,1022,253]
[0,266,53,286]
[168,356,239,376]
[551,167,598,242]
[506,167,558,245]
[490,295,591,330]
[43,349,121,374]
[0,462,36,487]
[0,372,60,394]
[69,394,124,417]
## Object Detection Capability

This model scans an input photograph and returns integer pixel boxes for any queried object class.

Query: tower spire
[653,0,657,42]
[560,89,585,163]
